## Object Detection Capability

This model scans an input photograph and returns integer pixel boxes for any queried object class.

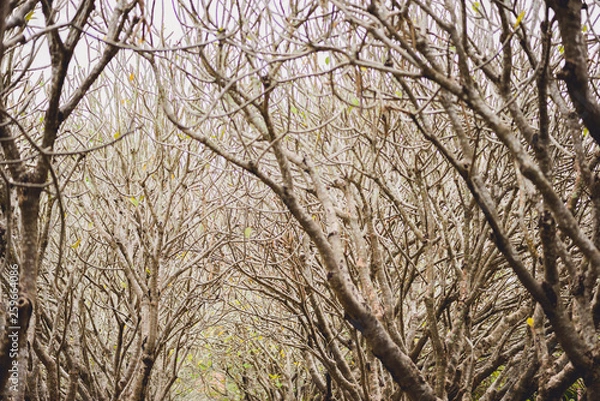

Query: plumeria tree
[0,0,144,397]
[4,0,600,400]
[143,0,600,399]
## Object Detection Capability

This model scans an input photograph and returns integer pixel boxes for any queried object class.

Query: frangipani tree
[142,0,600,399]
[0,0,144,397]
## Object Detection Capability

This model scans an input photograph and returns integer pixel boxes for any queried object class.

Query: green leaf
[198,361,212,371]
[472,1,480,12]
[244,227,253,238]
[25,10,35,22]
[558,45,564,54]
[129,197,139,207]
[325,56,330,65]
[291,105,298,114]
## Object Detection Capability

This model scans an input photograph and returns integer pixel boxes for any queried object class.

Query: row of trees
[1,0,600,400]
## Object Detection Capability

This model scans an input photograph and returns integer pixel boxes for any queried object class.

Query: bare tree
[31,54,236,401]
[0,0,143,397]
[140,0,600,399]
[4,0,600,400]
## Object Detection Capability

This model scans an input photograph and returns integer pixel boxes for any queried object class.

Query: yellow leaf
[114,131,121,139]
[526,317,534,327]
[129,72,135,81]
[514,11,525,28]
[70,238,81,249]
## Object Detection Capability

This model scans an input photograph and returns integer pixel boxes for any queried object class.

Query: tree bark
[0,186,40,398]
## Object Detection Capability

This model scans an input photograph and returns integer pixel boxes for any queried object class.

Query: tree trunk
[0,187,41,398]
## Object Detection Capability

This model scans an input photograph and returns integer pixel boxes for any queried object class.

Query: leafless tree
[4,0,600,400]
[31,55,236,400]
[0,0,145,397]
[140,0,600,399]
